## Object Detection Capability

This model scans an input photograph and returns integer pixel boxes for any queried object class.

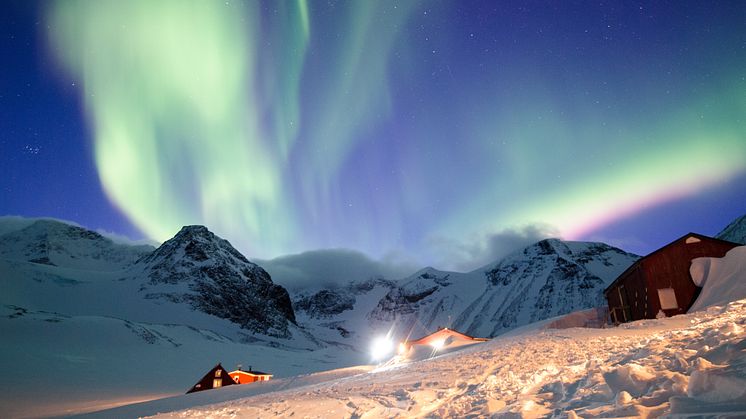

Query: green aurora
[45,1,746,265]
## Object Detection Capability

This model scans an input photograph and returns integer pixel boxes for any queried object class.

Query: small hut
[604,232,739,323]
[399,327,488,355]
[229,366,273,384]
[186,363,236,394]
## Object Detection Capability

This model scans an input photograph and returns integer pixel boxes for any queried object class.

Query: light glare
[430,339,445,350]
[370,336,393,361]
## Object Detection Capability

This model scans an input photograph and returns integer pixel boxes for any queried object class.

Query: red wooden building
[186,363,236,394]
[229,367,273,384]
[604,233,739,323]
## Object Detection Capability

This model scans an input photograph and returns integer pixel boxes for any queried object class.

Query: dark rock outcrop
[138,225,296,337]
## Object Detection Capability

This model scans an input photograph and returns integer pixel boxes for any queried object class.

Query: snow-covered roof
[230,369,272,376]
[404,327,487,346]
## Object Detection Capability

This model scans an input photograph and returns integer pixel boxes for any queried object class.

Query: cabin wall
[231,373,256,384]
[642,237,737,317]
[230,372,271,384]
[606,263,648,323]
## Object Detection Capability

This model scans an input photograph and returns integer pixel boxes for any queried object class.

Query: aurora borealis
[2,1,746,270]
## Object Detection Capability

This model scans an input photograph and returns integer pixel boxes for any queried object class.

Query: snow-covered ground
[75,298,744,418]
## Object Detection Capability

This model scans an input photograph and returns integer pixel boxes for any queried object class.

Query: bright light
[398,342,408,355]
[430,339,445,350]
[370,336,394,361]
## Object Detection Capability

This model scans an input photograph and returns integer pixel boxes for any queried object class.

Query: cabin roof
[230,369,272,376]
[405,327,488,345]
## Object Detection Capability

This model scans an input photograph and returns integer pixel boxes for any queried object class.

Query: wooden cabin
[604,233,739,323]
[399,327,488,355]
[186,363,236,394]
[229,367,273,384]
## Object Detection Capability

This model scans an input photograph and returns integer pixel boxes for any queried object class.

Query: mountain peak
[138,225,296,337]
[175,224,212,238]
[142,225,249,267]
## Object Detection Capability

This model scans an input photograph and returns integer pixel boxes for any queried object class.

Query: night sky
[2,1,745,271]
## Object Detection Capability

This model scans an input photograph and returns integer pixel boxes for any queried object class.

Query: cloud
[94,229,160,248]
[428,224,560,272]
[256,248,419,291]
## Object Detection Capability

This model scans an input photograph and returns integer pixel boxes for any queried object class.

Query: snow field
[144,299,746,418]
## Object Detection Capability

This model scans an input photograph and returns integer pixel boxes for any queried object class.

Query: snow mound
[689,246,746,312]
[546,307,608,330]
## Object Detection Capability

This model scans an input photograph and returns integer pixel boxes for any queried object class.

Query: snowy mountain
[136,225,296,337]
[717,213,746,244]
[0,218,153,270]
[369,239,639,339]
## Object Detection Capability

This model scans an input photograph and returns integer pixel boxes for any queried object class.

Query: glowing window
[658,288,678,310]
[685,236,701,244]
[215,370,221,377]
[213,379,222,388]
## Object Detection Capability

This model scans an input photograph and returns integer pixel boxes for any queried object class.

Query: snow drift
[689,246,746,312]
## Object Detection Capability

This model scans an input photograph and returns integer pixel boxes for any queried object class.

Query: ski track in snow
[148,299,746,418]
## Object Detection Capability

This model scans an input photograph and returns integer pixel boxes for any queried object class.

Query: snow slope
[0,302,362,419]
[83,298,746,418]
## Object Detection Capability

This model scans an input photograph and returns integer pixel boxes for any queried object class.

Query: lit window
[685,236,701,244]
[658,288,678,310]
[213,379,222,388]
[215,369,222,377]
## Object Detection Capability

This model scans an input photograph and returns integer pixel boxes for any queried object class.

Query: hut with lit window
[229,366,273,384]
[604,233,739,324]
[186,363,236,394]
